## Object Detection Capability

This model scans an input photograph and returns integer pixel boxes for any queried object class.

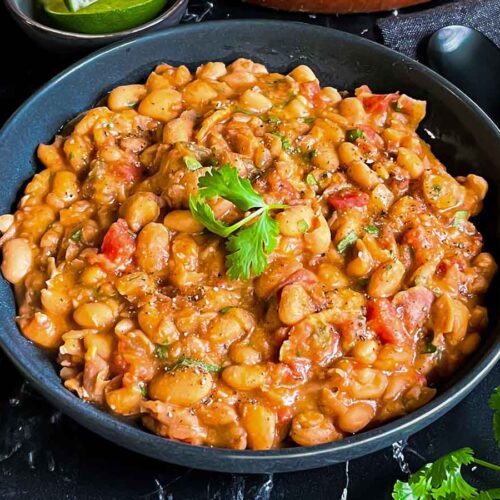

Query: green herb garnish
[306,173,319,186]
[301,149,318,163]
[297,219,309,234]
[139,383,147,398]
[337,231,358,254]
[392,385,500,499]
[183,156,203,171]
[364,225,380,236]
[234,106,256,116]
[422,336,438,354]
[302,116,315,125]
[219,306,234,314]
[154,344,169,360]
[189,164,286,279]
[392,102,404,112]
[70,228,82,242]
[453,210,469,228]
[169,357,221,373]
[392,447,500,500]
[346,128,365,142]
[267,116,281,124]
[272,131,293,152]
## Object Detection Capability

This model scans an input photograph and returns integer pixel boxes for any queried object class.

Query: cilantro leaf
[197,163,265,211]
[392,448,478,500]
[188,195,235,238]
[489,386,500,447]
[392,480,419,500]
[225,210,279,280]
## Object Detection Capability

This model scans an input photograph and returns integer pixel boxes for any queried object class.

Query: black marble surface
[0,1,498,499]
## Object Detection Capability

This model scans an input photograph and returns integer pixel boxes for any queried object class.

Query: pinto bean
[1,238,32,284]
[149,367,213,406]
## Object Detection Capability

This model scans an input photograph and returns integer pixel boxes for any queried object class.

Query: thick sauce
[0,59,496,449]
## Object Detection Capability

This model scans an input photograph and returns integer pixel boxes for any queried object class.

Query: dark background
[0,1,498,498]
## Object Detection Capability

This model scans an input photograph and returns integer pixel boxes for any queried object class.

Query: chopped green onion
[234,106,255,116]
[346,128,365,142]
[183,156,203,171]
[219,306,234,314]
[337,231,358,254]
[139,383,147,398]
[302,117,315,125]
[364,225,380,236]
[70,228,82,242]
[297,219,309,234]
[267,116,281,124]
[273,132,292,152]
[453,210,469,228]
[306,173,319,186]
[154,344,169,360]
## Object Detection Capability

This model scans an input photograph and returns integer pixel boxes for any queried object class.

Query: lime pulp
[42,0,169,34]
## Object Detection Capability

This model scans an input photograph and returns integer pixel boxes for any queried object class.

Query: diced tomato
[112,162,142,182]
[276,268,318,293]
[367,298,410,345]
[361,93,399,114]
[101,218,136,263]
[392,286,434,333]
[300,81,321,104]
[357,125,384,149]
[328,190,369,211]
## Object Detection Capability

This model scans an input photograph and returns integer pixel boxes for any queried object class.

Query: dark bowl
[5,0,188,53]
[0,20,499,474]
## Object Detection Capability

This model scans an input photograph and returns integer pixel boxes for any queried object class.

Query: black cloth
[377,0,500,59]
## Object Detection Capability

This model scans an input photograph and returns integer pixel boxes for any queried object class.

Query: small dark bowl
[5,0,188,53]
[0,20,499,473]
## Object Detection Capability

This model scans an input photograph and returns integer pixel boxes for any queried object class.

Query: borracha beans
[0,59,496,450]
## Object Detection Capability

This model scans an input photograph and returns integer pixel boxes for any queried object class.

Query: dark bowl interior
[0,20,499,473]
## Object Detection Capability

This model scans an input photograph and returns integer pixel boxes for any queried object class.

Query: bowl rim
[5,0,187,39]
[0,19,499,473]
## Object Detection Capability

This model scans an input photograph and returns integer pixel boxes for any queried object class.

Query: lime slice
[43,0,168,34]
[64,0,100,13]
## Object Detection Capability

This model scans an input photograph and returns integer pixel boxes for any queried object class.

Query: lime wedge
[64,0,99,13]
[43,0,168,34]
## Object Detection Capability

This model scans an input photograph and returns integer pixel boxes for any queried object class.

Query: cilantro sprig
[189,164,286,279]
[392,385,500,499]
